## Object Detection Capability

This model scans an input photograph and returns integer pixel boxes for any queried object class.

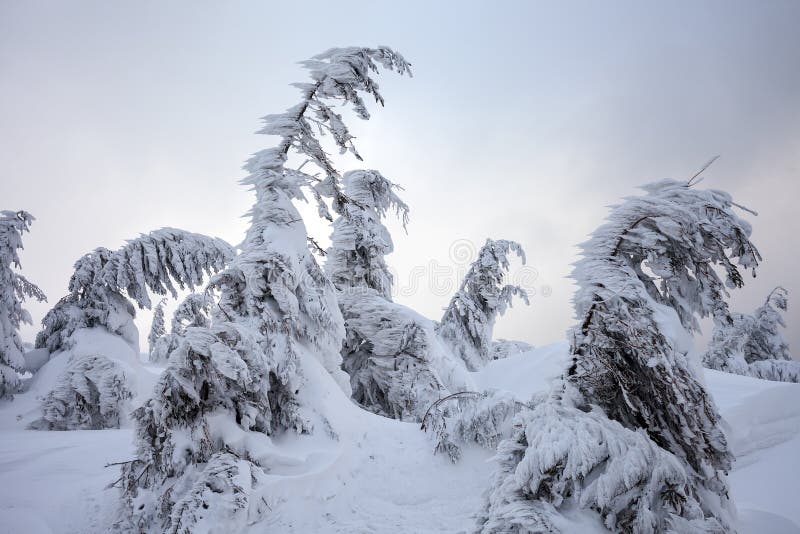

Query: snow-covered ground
[1,343,798,533]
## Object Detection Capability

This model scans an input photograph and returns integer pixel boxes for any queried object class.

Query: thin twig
[687,155,720,187]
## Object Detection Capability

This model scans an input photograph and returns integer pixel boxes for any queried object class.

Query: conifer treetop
[242,46,411,221]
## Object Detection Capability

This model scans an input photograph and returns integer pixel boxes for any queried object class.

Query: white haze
[1,0,798,353]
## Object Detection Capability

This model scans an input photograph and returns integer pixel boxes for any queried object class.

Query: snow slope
[1,343,799,533]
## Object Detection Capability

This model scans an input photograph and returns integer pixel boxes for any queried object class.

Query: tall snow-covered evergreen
[117,46,410,533]
[479,180,761,533]
[147,298,167,358]
[703,287,797,382]
[437,239,528,371]
[0,210,46,399]
[326,169,409,299]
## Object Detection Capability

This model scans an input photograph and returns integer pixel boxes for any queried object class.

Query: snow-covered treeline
[1,45,796,534]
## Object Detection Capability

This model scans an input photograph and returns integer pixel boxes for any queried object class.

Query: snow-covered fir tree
[744,286,790,363]
[116,46,410,533]
[703,287,798,382]
[149,292,213,363]
[479,180,761,533]
[0,210,46,399]
[31,353,134,430]
[702,311,754,375]
[437,239,528,371]
[36,228,234,356]
[170,292,212,335]
[32,229,233,430]
[337,287,449,421]
[326,169,409,299]
[323,168,449,421]
[147,298,167,358]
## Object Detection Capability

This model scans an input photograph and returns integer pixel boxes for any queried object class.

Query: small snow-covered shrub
[421,389,525,463]
[744,286,790,363]
[437,239,528,371]
[489,339,534,361]
[31,352,133,430]
[477,387,728,534]
[748,359,800,382]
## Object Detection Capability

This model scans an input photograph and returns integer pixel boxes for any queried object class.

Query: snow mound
[0,343,799,533]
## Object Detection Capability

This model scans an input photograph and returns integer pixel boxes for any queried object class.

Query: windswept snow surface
[1,342,799,533]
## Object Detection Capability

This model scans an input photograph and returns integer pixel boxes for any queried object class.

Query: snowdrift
[0,343,799,533]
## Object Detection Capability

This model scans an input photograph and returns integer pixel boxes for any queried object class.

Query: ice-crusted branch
[421,390,527,463]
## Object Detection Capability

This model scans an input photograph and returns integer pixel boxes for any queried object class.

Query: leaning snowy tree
[437,239,528,371]
[116,47,411,533]
[30,229,234,430]
[703,286,798,382]
[743,286,791,363]
[479,180,761,533]
[0,210,46,399]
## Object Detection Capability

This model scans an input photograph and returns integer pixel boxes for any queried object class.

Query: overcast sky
[2,0,799,354]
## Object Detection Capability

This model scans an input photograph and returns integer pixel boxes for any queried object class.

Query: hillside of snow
[1,342,798,533]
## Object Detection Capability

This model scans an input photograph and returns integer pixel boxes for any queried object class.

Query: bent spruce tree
[437,239,528,371]
[479,180,761,533]
[117,47,410,533]
[704,286,798,382]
